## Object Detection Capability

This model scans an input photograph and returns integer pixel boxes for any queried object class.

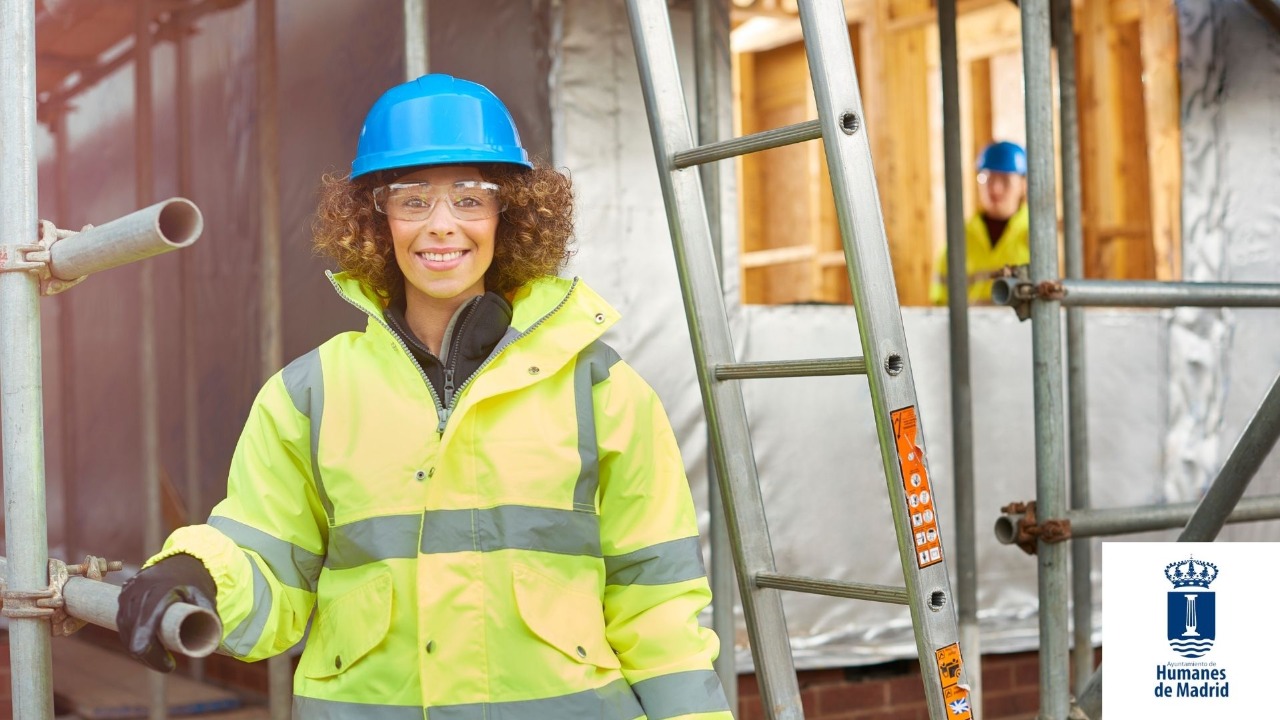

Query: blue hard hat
[351,74,532,179]
[977,141,1027,176]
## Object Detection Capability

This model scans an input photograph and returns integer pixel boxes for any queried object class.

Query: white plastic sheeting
[556,0,1280,668]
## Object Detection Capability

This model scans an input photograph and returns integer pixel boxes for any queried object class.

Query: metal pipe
[66,577,223,657]
[0,558,222,658]
[1059,279,1280,307]
[1077,373,1280,719]
[936,0,981,715]
[1020,0,1070,716]
[48,198,203,280]
[1051,0,1093,698]
[694,0,737,714]
[994,494,1280,543]
[1,1,56,716]
[403,0,427,79]
[1181,373,1280,542]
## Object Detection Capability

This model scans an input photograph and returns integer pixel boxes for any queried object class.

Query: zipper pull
[437,406,451,435]
[443,367,455,408]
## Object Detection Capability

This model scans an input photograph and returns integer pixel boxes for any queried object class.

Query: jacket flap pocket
[301,570,394,679]
[513,564,620,669]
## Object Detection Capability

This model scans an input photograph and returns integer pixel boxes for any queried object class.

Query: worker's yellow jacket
[929,204,1030,305]
[150,272,732,719]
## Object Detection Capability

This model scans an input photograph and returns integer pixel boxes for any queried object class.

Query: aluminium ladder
[623,1,975,719]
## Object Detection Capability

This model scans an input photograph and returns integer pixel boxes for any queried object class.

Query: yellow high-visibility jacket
[929,204,1029,305]
[149,271,731,720]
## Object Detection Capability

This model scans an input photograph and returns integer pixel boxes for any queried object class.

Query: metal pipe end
[154,198,203,248]
[994,515,1019,545]
[991,277,1017,306]
[159,602,222,658]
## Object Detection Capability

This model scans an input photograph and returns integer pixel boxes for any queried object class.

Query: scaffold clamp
[998,501,1073,555]
[0,555,122,635]
[0,220,91,295]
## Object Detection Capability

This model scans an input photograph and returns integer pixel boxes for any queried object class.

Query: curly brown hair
[312,162,575,299]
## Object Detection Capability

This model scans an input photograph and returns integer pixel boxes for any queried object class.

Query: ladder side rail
[622,1,804,718]
[795,1,971,717]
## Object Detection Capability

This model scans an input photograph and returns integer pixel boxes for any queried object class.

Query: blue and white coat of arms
[1164,557,1217,658]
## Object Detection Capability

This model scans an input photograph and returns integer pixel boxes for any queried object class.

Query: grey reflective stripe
[292,696,424,719]
[326,514,422,569]
[421,506,602,557]
[282,348,334,521]
[320,507,604,566]
[572,341,621,513]
[209,516,323,592]
[632,669,731,720]
[604,536,706,587]
[220,553,272,658]
[428,678,643,720]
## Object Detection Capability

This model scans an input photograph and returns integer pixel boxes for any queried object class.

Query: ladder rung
[755,572,909,605]
[714,357,867,380]
[673,119,823,168]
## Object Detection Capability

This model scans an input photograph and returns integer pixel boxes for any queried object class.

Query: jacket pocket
[512,564,621,670]
[301,570,394,679]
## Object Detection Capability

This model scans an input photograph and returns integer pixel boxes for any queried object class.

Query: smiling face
[388,165,499,315]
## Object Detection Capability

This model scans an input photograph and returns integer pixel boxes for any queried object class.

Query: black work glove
[116,553,218,673]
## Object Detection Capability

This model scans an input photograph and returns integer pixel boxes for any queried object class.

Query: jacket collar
[326,271,621,360]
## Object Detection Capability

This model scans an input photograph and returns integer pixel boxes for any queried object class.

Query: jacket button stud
[576,646,587,658]
[594,313,605,323]
[425,640,435,654]
[334,655,342,669]
[528,366,540,375]
[414,470,426,481]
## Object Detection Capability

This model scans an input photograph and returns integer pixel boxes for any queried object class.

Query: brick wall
[2,630,1065,720]
[736,653,1042,720]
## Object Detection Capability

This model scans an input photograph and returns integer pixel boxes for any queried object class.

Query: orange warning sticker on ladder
[935,643,963,688]
[943,685,973,719]
[891,406,943,568]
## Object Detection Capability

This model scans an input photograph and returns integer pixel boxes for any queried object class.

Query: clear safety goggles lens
[373,181,505,221]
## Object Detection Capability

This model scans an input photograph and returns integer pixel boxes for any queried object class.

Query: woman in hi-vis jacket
[116,74,732,720]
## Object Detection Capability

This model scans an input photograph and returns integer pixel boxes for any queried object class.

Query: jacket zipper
[440,297,481,411]
[326,274,449,428]
[439,278,581,435]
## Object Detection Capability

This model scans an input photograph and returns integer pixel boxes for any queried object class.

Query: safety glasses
[372,180,505,221]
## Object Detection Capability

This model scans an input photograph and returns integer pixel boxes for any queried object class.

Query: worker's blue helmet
[351,74,532,179]
[976,141,1027,176]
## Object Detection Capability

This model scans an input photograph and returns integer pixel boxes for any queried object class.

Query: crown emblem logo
[1164,557,1219,589]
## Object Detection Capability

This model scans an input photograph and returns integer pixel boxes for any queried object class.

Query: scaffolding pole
[1075,370,1280,719]
[995,494,1280,542]
[936,0,981,715]
[404,0,428,79]
[0,2,55,718]
[1056,279,1280,307]
[692,0,737,714]
[1050,0,1094,698]
[1020,0,1071,717]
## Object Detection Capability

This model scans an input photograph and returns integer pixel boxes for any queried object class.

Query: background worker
[115,74,731,719]
[929,140,1030,305]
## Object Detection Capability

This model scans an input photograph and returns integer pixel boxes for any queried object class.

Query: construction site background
[2,0,1279,716]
